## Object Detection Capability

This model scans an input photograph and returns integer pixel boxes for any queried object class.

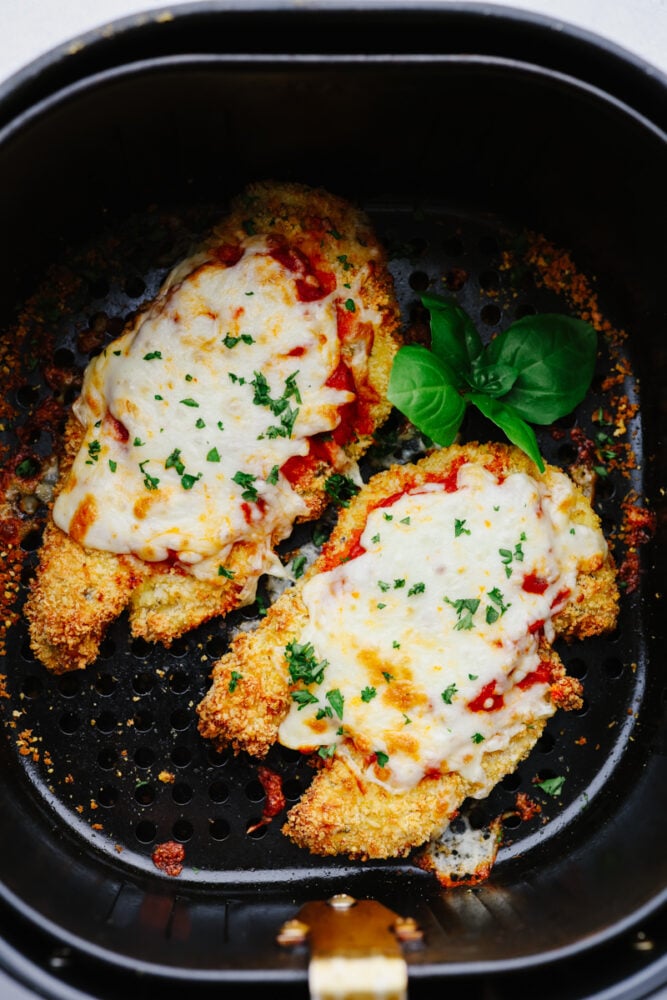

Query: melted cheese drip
[53,235,368,584]
[278,463,607,792]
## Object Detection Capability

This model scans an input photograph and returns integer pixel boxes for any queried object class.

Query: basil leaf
[466,392,545,472]
[468,360,518,397]
[421,293,483,382]
[388,345,466,446]
[484,314,597,423]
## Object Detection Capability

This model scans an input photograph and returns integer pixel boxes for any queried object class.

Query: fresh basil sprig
[387,294,597,472]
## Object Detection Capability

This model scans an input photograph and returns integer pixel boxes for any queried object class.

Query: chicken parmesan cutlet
[25,181,401,673]
[197,442,619,860]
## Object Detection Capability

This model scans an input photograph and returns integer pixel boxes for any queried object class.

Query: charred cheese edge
[25,181,401,671]
[197,443,619,856]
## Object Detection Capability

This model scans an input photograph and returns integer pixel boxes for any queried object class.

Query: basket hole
[135,783,155,806]
[134,709,154,732]
[170,708,191,731]
[172,819,193,843]
[442,267,468,291]
[467,805,490,830]
[96,711,117,735]
[535,730,555,754]
[283,778,303,801]
[134,746,155,768]
[132,671,155,695]
[206,636,227,658]
[408,270,430,292]
[21,528,43,552]
[209,818,230,841]
[478,235,498,256]
[20,641,37,663]
[171,746,192,768]
[208,780,229,804]
[88,276,110,298]
[130,637,152,658]
[603,657,624,679]
[502,812,522,830]
[207,747,229,767]
[21,675,42,698]
[135,820,157,844]
[442,235,464,256]
[278,746,301,765]
[479,269,499,291]
[244,779,265,803]
[97,748,117,770]
[54,347,75,368]
[95,672,116,696]
[246,820,268,839]
[557,443,579,464]
[567,658,587,679]
[124,274,146,299]
[59,712,80,735]
[97,786,118,808]
[169,671,189,694]
[56,673,81,698]
[16,384,40,408]
[595,476,616,501]
[172,783,193,805]
[480,304,501,327]
[501,772,522,792]
[98,637,116,659]
[168,637,189,657]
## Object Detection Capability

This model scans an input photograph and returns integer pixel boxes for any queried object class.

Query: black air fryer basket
[0,3,665,998]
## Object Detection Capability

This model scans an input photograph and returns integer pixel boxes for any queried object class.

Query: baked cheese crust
[197,442,619,860]
[25,181,401,672]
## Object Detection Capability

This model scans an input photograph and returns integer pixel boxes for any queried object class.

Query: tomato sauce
[468,681,505,712]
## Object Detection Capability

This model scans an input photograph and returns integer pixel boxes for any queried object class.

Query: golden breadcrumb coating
[197,441,619,860]
[25,181,402,673]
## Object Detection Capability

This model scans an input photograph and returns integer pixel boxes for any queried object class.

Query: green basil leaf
[468,360,518,397]
[388,345,466,446]
[421,293,483,382]
[467,392,545,472]
[484,314,596,423]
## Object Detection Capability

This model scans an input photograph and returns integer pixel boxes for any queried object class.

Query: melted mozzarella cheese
[53,235,370,584]
[278,463,607,792]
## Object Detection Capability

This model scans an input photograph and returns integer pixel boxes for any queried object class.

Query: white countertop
[3,0,667,89]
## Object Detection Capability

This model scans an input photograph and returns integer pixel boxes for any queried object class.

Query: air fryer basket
[0,4,665,998]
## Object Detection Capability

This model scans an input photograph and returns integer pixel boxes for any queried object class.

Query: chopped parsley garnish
[361,687,377,703]
[536,775,566,797]
[232,470,258,502]
[284,641,328,686]
[108,460,117,473]
[242,218,257,235]
[292,689,319,710]
[86,439,101,464]
[375,750,389,768]
[228,671,243,693]
[179,397,199,407]
[444,597,480,630]
[382,671,394,682]
[196,417,206,428]
[471,732,485,744]
[139,460,160,491]
[143,351,162,360]
[291,554,307,578]
[317,744,337,760]
[218,566,235,579]
[223,333,254,348]
[206,447,221,463]
[485,587,511,624]
[382,512,393,521]
[324,473,360,508]
[407,582,426,596]
[165,449,185,476]
[154,394,163,401]
[377,603,387,610]
[499,538,526,577]
[217,420,224,431]
[469,673,478,681]
[399,516,411,525]
[441,684,458,705]
[185,374,193,382]
[378,580,390,592]
[336,254,353,271]
[391,641,400,649]
[326,688,344,720]
[344,298,356,312]
[371,533,381,544]
[312,524,330,547]
[455,518,471,537]
[181,473,201,490]
[394,579,405,589]
[266,465,279,485]
[133,437,144,447]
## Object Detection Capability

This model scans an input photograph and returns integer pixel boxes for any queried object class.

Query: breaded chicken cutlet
[25,181,402,673]
[197,442,619,860]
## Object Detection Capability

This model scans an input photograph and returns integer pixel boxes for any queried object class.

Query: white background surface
[2,0,667,89]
